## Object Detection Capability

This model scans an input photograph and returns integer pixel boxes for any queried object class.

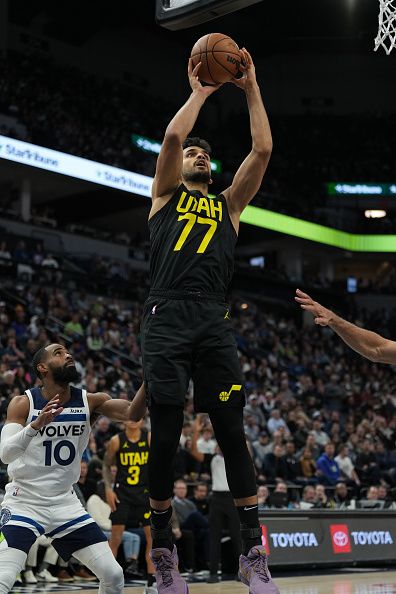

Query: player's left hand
[230,48,257,90]
[188,59,223,97]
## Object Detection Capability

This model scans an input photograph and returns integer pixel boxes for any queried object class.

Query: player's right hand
[106,488,120,512]
[295,289,334,326]
[188,59,222,97]
[30,395,63,430]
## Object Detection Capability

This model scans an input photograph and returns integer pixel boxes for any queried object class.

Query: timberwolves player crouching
[0,343,146,594]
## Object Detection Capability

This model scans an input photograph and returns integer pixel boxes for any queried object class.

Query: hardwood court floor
[20,570,396,594]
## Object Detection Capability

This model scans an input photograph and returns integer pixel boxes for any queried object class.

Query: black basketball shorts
[140,292,245,412]
[110,495,151,528]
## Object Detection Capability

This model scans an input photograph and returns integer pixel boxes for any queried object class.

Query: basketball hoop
[375,0,396,54]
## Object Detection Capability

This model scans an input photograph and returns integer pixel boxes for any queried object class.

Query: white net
[375,0,396,54]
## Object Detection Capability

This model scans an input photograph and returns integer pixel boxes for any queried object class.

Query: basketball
[190,33,241,85]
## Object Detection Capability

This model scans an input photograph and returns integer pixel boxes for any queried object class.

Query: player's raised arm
[295,288,396,364]
[223,48,272,219]
[151,60,222,205]
[89,383,147,422]
[0,394,63,464]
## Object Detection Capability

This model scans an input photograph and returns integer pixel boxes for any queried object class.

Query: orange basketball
[190,33,241,85]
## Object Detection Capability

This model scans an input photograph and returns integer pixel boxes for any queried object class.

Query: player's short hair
[182,137,212,155]
[32,346,48,379]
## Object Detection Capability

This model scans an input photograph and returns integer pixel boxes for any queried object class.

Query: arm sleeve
[0,422,38,464]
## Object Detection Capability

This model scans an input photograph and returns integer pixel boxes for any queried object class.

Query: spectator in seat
[299,447,317,482]
[316,442,341,486]
[270,481,292,509]
[299,485,316,509]
[356,439,381,485]
[298,434,321,461]
[267,409,290,436]
[335,444,360,487]
[283,441,301,483]
[313,484,335,509]
[365,485,379,501]
[263,445,288,482]
[334,482,355,509]
[65,311,84,337]
[257,485,270,512]
[190,482,209,516]
[252,431,271,471]
[77,460,97,502]
[244,394,266,427]
[310,417,330,448]
[41,253,61,283]
[173,480,208,532]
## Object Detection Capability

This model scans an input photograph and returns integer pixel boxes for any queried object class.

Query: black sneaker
[125,559,144,578]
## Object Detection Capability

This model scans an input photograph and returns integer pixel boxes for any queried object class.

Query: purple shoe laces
[156,555,174,587]
[249,553,270,583]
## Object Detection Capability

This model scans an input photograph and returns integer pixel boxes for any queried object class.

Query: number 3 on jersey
[174,213,217,254]
[127,465,141,485]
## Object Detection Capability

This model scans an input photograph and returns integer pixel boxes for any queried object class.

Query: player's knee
[102,561,124,592]
[0,547,27,594]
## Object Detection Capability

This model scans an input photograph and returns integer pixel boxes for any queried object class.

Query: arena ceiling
[9,0,379,54]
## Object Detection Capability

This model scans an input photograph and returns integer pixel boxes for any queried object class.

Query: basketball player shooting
[141,49,278,594]
[0,343,146,594]
[296,288,396,364]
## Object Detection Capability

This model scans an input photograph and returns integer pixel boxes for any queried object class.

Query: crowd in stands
[0,275,394,496]
[0,237,150,302]
[0,266,395,579]
[2,50,396,232]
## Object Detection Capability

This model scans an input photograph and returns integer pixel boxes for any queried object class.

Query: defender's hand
[295,289,334,326]
[30,396,63,431]
[105,488,120,512]
[188,59,222,97]
[230,48,257,90]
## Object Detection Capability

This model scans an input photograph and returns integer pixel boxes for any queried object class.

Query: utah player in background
[142,49,278,593]
[0,343,146,594]
[104,419,157,593]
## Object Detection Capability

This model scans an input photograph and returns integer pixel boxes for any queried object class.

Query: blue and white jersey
[6,386,90,504]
